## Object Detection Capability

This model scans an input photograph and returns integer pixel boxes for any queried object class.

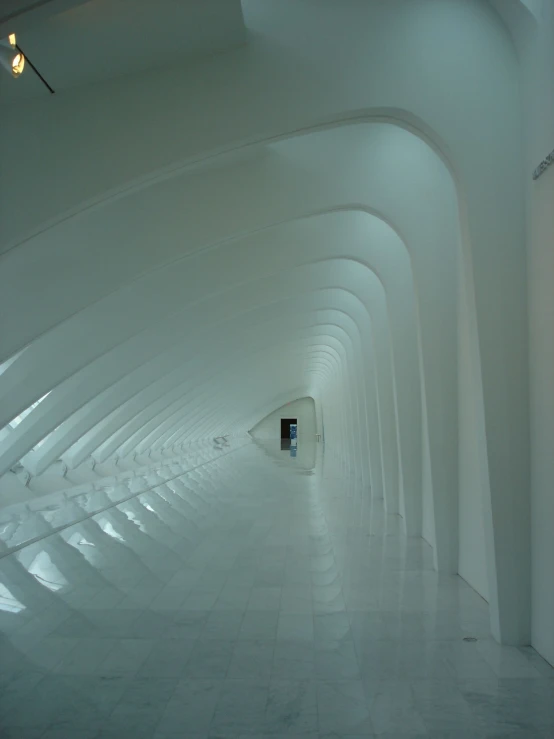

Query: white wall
[421,390,435,550]
[250,397,316,440]
[458,258,489,601]
[519,0,554,667]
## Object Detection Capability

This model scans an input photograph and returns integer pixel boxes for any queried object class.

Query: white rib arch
[0,1,533,649]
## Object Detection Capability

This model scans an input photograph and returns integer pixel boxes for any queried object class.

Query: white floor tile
[0,443,552,739]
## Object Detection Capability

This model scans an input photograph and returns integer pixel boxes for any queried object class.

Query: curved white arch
[0,0,534,652]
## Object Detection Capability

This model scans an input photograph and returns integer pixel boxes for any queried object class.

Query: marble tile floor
[0,442,553,738]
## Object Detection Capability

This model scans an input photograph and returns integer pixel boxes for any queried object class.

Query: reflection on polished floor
[0,442,553,738]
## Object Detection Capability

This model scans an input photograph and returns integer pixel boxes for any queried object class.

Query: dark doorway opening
[280,418,297,450]
[281,418,297,439]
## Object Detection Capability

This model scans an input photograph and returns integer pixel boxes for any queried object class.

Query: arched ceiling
[0,113,461,489]
[0,0,536,650]
[0,0,519,542]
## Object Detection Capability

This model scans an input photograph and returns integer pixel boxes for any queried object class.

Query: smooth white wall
[421,393,435,550]
[519,0,554,666]
[458,260,489,601]
[250,397,317,440]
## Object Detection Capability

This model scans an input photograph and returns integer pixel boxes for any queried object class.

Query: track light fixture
[0,32,54,93]
[0,33,25,78]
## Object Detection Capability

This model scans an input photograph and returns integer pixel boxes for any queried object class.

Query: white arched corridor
[1,0,554,735]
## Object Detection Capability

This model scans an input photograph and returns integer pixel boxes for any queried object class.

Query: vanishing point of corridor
[1,442,552,738]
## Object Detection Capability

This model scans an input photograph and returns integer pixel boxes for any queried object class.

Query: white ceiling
[0,1,88,33]
[0,0,246,97]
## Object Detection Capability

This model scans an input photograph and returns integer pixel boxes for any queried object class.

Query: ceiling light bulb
[8,33,16,47]
[0,45,25,78]
[12,51,24,76]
